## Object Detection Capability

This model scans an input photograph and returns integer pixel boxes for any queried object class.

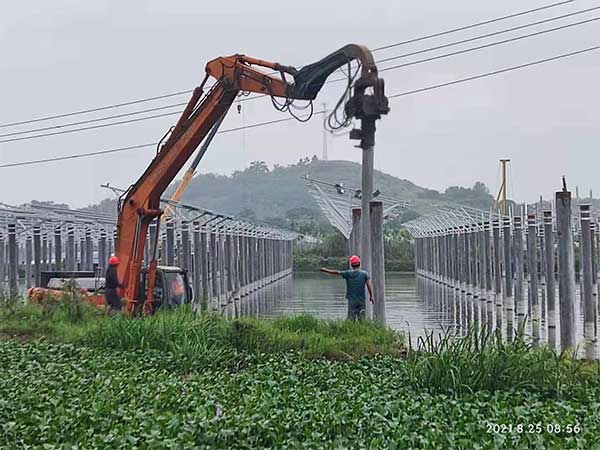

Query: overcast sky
[1,0,599,208]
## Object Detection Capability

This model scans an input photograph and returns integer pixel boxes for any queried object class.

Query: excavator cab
[137,266,193,313]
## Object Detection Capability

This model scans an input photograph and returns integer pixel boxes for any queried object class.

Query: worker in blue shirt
[320,255,374,320]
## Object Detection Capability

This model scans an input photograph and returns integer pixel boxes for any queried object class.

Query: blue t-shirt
[341,269,370,303]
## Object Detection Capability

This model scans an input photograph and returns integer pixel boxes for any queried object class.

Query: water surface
[260,272,452,343]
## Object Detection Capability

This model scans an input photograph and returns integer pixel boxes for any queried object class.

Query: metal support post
[66,224,75,271]
[370,201,385,325]
[527,214,540,344]
[25,236,32,289]
[514,216,525,337]
[556,190,576,351]
[181,223,190,272]
[33,226,42,287]
[54,225,62,271]
[361,145,374,320]
[99,231,107,272]
[201,230,210,309]
[166,220,175,266]
[8,224,18,298]
[580,204,596,356]
[192,222,203,311]
[543,211,557,350]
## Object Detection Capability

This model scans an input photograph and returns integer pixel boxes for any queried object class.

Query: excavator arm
[115,44,389,315]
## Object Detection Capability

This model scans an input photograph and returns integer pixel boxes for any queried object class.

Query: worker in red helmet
[105,255,124,311]
[320,255,373,320]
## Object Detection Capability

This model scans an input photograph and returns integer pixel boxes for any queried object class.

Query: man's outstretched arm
[367,279,374,303]
[320,268,341,276]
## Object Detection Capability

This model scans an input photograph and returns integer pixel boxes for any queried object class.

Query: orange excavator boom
[115,44,389,315]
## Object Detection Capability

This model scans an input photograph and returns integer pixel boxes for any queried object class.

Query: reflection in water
[244,272,598,358]
[250,272,454,343]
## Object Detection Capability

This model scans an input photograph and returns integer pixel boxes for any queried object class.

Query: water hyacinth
[1,341,599,449]
[1,304,599,448]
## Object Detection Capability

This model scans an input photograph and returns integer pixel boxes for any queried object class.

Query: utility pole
[361,144,374,318]
[322,103,328,161]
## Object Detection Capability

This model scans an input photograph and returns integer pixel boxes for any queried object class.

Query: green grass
[0,300,103,342]
[0,302,405,369]
[230,314,404,360]
[82,308,242,371]
[82,308,405,369]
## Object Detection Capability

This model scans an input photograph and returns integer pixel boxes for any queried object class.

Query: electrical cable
[386,44,600,99]
[0,143,157,168]
[0,102,188,139]
[0,0,574,130]
[0,111,184,143]
[5,4,596,140]
[2,43,597,169]
[4,11,595,145]
[376,4,600,65]
[0,90,193,129]
[379,15,600,72]
[372,0,574,52]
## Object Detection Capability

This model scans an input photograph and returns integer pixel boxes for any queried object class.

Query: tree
[472,181,489,195]
[444,181,494,209]
[246,161,269,174]
[81,198,117,215]
[30,200,70,209]
[285,207,321,221]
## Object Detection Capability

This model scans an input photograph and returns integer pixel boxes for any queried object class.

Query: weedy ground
[1,299,599,449]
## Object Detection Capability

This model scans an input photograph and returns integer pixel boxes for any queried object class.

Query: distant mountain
[178,159,494,220]
[81,159,496,222]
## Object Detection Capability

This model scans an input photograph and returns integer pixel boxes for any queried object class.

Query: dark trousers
[347,301,365,321]
[105,288,121,311]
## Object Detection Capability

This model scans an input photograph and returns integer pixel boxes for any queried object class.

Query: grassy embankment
[1,296,599,449]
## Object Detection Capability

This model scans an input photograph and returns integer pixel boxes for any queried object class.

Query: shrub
[230,313,405,360]
[404,326,600,398]
[82,307,240,371]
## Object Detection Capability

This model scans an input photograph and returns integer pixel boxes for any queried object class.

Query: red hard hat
[349,255,361,266]
[109,255,120,266]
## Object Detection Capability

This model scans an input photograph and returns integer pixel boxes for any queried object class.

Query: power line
[0,96,332,144]
[2,43,597,169]
[0,0,574,130]
[388,44,600,99]
[379,15,600,72]
[0,111,184,143]
[0,102,188,138]
[376,4,600,65]
[4,13,597,145]
[372,0,574,52]
[4,4,594,141]
[0,109,321,168]
[0,143,156,168]
[0,90,193,130]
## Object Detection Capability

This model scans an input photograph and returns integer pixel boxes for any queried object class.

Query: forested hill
[174,159,495,221]
[81,159,495,221]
